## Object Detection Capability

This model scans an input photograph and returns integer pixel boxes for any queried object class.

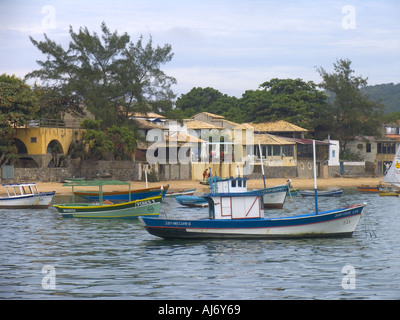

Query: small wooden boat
[74,185,168,202]
[357,185,380,193]
[378,188,400,197]
[165,188,196,198]
[299,189,343,197]
[53,180,162,219]
[140,140,366,239]
[0,183,55,209]
[175,195,208,207]
[257,184,289,209]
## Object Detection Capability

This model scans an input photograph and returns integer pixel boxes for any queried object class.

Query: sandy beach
[32,176,385,195]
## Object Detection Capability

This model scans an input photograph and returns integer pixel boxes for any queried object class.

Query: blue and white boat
[139,141,366,239]
[0,183,55,209]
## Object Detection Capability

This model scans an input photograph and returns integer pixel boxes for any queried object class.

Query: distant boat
[379,145,400,197]
[299,189,343,197]
[54,180,162,219]
[165,188,196,198]
[74,185,168,202]
[175,195,208,207]
[139,141,366,239]
[63,177,85,183]
[0,183,55,209]
[357,185,380,193]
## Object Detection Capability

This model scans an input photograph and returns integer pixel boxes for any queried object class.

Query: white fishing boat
[0,183,55,209]
[140,141,366,239]
[379,145,400,197]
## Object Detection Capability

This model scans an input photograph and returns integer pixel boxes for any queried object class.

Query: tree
[33,85,85,121]
[175,87,242,121]
[176,87,224,118]
[78,119,112,160]
[27,22,176,127]
[0,74,39,165]
[240,78,328,130]
[316,59,384,154]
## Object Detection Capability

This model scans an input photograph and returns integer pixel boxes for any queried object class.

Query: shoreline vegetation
[25,176,385,196]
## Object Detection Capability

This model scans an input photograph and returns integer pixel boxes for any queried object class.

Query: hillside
[362,83,400,114]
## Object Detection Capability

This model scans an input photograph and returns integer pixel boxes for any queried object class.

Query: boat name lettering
[62,209,76,213]
[136,199,155,207]
[165,221,192,227]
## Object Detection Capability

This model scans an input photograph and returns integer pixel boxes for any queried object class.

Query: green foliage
[33,84,84,120]
[0,74,39,165]
[362,83,400,114]
[0,74,39,127]
[176,80,327,130]
[27,22,177,127]
[70,119,137,160]
[316,58,384,151]
[107,125,137,160]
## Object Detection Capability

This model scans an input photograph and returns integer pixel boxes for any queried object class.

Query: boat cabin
[205,176,263,220]
[210,176,248,194]
[2,183,40,197]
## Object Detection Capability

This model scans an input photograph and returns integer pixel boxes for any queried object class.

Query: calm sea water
[1,188,399,300]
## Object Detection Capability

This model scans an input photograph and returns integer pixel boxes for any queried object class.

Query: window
[366,143,371,153]
[282,145,294,157]
[377,142,395,154]
[30,137,37,143]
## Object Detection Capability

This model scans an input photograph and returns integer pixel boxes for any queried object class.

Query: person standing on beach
[203,169,208,180]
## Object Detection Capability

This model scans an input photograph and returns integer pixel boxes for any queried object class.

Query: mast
[258,141,267,189]
[313,140,319,214]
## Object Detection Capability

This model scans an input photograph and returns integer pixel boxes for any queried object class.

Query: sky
[1,0,399,98]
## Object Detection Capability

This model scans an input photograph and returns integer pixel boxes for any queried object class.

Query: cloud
[0,0,399,96]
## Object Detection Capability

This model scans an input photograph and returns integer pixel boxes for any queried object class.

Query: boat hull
[54,196,162,219]
[165,188,196,198]
[139,204,365,239]
[357,186,379,193]
[175,195,208,207]
[299,189,343,197]
[0,191,56,209]
[259,185,288,209]
[74,187,167,202]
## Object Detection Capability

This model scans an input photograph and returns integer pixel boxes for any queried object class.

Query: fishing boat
[53,180,162,219]
[357,185,380,193]
[257,183,290,209]
[165,188,196,198]
[299,188,343,197]
[139,141,366,239]
[0,183,55,209]
[175,195,208,207]
[254,142,290,208]
[379,145,400,197]
[74,185,168,202]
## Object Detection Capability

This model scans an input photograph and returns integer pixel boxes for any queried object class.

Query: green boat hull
[54,196,162,219]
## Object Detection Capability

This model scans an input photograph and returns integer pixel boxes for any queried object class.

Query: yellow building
[13,125,84,168]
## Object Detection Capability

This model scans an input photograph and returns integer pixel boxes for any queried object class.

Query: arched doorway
[13,138,28,154]
[47,140,64,167]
